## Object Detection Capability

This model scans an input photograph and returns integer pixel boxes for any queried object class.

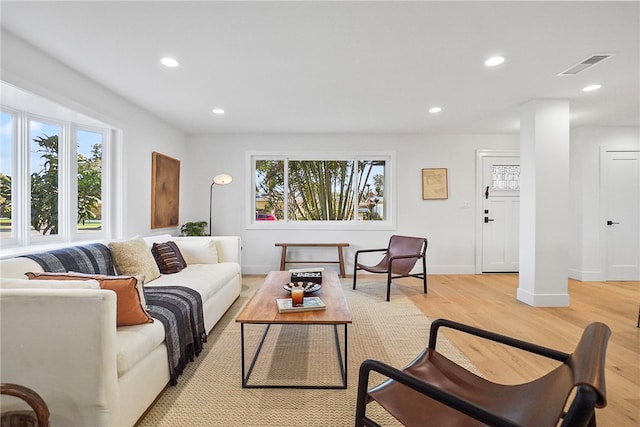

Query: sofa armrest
[211,236,241,264]
[0,289,120,427]
[0,257,44,278]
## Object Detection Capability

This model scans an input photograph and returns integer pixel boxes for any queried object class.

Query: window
[1,82,117,249]
[491,165,520,192]
[251,152,394,229]
[29,118,61,236]
[76,128,105,234]
[0,111,15,239]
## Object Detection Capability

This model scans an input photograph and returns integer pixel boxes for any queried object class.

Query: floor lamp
[209,173,233,236]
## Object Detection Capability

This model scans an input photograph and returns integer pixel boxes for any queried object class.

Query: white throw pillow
[142,234,174,247]
[0,277,100,289]
[173,238,218,264]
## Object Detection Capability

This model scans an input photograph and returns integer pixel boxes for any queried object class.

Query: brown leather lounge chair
[355,319,610,427]
[353,235,428,301]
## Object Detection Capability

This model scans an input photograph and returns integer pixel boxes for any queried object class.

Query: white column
[518,100,570,307]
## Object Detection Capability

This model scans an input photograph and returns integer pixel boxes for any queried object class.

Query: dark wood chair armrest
[354,248,388,255]
[428,319,570,362]
[354,248,388,264]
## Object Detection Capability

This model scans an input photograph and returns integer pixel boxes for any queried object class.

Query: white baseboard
[516,287,570,307]
[245,265,604,280]
[425,265,477,275]
[242,264,477,276]
[568,268,605,281]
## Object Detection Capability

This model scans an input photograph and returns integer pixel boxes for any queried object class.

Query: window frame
[0,107,19,246]
[26,113,66,244]
[71,123,111,240]
[1,89,117,252]
[247,150,396,230]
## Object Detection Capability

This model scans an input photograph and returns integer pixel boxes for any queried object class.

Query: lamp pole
[209,173,233,236]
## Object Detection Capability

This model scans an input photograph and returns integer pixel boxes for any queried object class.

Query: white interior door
[604,150,640,280]
[482,156,520,272]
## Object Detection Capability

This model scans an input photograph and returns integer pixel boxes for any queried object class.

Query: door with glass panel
[482,156,520,272]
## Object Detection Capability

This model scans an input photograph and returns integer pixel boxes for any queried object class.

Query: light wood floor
[247,273,638,424]
[247,273,639,425]
[389,274,640,427]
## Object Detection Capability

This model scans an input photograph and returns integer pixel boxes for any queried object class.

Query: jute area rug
[139,278,481,426]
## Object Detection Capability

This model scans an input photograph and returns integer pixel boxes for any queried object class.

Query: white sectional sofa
[0,235,241,427]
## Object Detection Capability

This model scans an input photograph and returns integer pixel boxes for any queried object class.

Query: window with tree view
[76,129,103,234]
[254,155,388,223]
[29,119,61,236]
[26,123,104,237]
[1,87,113,248]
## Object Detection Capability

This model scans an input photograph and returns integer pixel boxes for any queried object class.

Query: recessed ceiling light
[428,107,442,113]
[582,84,602,92]
[485,56,505,67]
[160,57,180,68]
[212,109,225,115]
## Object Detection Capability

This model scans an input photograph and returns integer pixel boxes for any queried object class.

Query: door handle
[484,217,494,223]
[485,186,489,199]
[607,220,620,226]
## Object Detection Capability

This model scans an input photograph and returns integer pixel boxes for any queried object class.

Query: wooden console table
[275,243,350,278]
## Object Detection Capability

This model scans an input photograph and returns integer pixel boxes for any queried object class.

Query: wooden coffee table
[235,270,352,389]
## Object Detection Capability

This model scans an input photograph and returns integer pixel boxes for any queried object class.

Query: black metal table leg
[241,323,348,389]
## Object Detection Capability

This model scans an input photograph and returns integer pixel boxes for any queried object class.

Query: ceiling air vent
[558,54,613,76]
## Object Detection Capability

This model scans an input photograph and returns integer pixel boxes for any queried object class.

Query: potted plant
[180,221,208,236]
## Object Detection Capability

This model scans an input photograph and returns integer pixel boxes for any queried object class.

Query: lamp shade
[213,174,233,185]
[209,173,233,236]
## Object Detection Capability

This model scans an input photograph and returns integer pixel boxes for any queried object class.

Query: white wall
[6,29,636,279]
[184,133,519,274]
[570,126,640,280]
[1,30,187,239]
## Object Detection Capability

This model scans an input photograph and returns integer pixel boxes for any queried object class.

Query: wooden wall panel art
[151,152,180,228]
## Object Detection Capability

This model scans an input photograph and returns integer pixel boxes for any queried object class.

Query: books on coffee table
[276,296,326,313]
[289,267,323,284]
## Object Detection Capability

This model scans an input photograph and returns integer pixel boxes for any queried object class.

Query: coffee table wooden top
[235,270,352,325]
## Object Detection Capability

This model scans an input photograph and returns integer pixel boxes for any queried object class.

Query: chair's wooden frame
[355,318,610,427]
[1,383,50,427]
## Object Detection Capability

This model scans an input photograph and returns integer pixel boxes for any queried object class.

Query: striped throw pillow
[151,242,185,274]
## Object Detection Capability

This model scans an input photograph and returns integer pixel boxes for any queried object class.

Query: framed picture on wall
[422,168,448,200]
[151,152,180,228]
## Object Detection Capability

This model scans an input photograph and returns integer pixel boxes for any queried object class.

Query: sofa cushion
[0,277,100,289]
[26,272,153,327]
[142,234,173,246]
[151,242,185,274]
[115,321,166,377]
[172,238,218,264]
[109,238,161,283]
[144,263,239,301]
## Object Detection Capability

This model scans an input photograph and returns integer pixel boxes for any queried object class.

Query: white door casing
[475,150,520,273]
[602,150,640,281]
[482,156,520,272]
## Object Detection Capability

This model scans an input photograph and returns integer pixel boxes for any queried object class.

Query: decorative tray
[283,282,322,294]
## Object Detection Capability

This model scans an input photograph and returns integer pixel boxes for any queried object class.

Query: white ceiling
[1,1,638,135]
